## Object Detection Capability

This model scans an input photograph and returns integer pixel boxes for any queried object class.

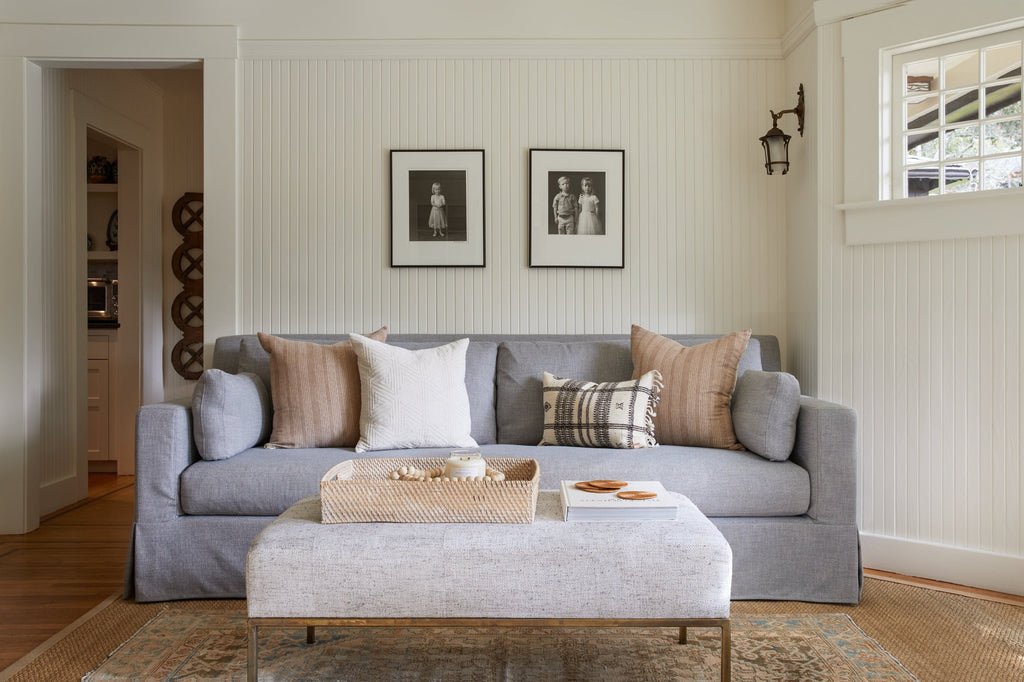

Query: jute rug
[79,612,910,681]
[5,577,1023,681]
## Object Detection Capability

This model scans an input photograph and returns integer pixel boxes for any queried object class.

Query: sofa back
[212,333,780,446]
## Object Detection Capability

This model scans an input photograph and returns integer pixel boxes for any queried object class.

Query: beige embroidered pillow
[349,334,477,453]
[258,328,388,448]
[630,325,750,450]
[539,370,662,449]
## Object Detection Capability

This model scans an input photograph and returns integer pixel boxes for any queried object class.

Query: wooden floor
[0,474,134,672]
[1,475,1022,674]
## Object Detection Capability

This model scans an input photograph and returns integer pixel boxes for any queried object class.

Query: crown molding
[239,38,783,61]
[782,8,817,57]
[814,0,912,26]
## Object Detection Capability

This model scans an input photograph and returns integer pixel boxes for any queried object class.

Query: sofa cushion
[258,328,388,448]
[179,443,809,517]
[496,340,634,444]
[495,335,765,446]
[391,340,498,445]
[631,326,750,450]
[350,334,477,452]
[539,370,661,448]
[732,370,801,461]
[191,370,271,460]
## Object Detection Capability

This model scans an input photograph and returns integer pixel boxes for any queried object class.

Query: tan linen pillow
[630,325,751,450]
[259,328,387,448]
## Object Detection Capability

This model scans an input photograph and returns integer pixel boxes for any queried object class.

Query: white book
[560,480,679,521]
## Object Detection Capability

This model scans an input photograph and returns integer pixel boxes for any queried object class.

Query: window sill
[841,187,1024,245]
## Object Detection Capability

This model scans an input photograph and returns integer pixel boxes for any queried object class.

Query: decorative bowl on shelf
[87,155,112,183]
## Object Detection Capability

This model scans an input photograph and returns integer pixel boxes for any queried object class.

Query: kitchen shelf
[87,183,118,193]
[88,251,118,262]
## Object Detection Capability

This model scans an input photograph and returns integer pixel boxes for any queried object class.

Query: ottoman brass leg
[721,620,731,682]
[679,626,687,644]
[307,626,316,644]
[247,622,258,682]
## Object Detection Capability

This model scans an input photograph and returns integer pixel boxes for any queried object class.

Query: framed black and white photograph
[390,149,485,267]
[529,148,625,268]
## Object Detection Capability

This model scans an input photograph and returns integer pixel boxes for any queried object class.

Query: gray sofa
[126,333,862,604]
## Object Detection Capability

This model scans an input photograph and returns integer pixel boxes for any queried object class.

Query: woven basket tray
[320,457,540,524]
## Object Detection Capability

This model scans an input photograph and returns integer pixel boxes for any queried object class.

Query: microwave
[87,277,118,320]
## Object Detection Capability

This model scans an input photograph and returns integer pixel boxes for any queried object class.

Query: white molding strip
[841,188,1024,245]
[0,24,237,59]
[782,8,817,58]
[862,533,1024,597]
[239,38,783,60]
[813,0,912,27]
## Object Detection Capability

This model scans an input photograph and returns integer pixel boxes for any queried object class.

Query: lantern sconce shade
[760,84,805,175]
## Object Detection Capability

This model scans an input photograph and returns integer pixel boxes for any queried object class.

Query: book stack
[559,480,679,521]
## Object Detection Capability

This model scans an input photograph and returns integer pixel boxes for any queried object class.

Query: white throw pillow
[349,334,478,452]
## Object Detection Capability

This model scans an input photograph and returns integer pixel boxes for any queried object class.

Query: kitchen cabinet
[87,335,110,462]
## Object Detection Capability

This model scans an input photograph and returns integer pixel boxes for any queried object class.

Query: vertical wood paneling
[815,14,1024,558]
[39,69,76,486]
[239,55,790,344]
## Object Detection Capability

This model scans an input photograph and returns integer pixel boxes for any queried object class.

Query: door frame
[0,24,238,533]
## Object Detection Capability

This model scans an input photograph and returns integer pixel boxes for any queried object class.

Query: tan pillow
[630,325,751,450]
[258,328,388,448]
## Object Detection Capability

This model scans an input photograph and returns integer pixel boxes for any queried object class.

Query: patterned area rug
[84,612,915,681]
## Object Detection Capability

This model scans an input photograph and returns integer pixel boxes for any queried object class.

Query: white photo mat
[529,149,625,268]
[390,150,485,267]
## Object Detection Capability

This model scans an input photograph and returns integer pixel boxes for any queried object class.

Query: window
[893,30,1022,199]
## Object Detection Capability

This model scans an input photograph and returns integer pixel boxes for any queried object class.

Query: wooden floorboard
[1,477,1022,674]
[0,476,134,671]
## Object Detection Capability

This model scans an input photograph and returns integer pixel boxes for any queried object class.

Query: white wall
[811,0,1024,594]
[142,69,205,401]
[783,6,819,392]
[238,53,788,338]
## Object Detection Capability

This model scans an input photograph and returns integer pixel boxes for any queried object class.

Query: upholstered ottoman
[246,491,733,681]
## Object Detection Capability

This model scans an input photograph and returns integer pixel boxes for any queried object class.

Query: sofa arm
[789,396,858,525]
[135,398,197,524]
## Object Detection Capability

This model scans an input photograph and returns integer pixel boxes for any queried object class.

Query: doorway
[1,24,236,536]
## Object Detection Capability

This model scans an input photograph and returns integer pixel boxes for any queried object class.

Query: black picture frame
[528,149,625,268]
[390,149,486,267]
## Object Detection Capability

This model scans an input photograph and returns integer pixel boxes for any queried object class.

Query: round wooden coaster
[574,482,618,493]
[586,480,629,489]
[616,490,658,500]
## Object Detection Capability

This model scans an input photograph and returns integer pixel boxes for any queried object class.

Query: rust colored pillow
[630,325,751,450]
[258,328,388,448]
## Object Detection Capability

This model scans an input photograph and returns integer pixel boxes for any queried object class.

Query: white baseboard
[861,533,1024,597]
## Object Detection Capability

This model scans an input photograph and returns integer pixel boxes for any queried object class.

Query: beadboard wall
[811,9,1024,591]
[38,68,79,497]
[237,54,789,341]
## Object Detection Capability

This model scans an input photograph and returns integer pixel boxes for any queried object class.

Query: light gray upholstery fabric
[129,333,861,605]
[191,370,271,460]
[180,443,808,517]
[789,396,858,525]
[731,370,801,461]
[237,336,273,391]
[715,517,862,603]
[134,398,196,523]
[247,493,732,619]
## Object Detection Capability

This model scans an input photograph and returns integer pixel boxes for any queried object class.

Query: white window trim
[840,7,1024,246]
[886,29,1023,201]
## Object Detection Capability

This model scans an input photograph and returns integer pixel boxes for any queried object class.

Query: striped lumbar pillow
[630,325,750,450]
[259,328,388,448]
[539,370,662,449]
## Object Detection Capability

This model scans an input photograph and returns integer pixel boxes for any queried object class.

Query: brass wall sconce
[759,84,805,175]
